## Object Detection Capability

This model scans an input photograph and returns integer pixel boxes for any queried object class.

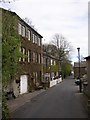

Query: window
[33,34,35,43]
[20,47,26,62]
[38,54,41,64]
[22,26,25,37]
[18,23,26,37]
[28,50,31,62]
[38,38,41,46]
[22,48,25,62]
[41,56,43,64]
[19,47,21,61]
[35,53,38,63]
[54,60,56,65]
[35,72,38,83]
[33,72,38,84]
[28,50,30,62]
[33,52,35,63]
[28,30,31,40]
[35,35,37,44]
[51,59,53,65]
[18,23,22,35]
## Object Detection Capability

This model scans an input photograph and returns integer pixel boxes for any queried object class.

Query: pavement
[7,89,46,113]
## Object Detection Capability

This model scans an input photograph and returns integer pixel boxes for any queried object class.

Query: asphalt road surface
[12,77,88,118]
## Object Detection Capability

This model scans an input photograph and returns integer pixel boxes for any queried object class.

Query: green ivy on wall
[2,8,22,119]
[2,9,21,88]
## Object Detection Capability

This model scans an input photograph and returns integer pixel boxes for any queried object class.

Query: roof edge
[1,7,43,38]
[85,56,90,59]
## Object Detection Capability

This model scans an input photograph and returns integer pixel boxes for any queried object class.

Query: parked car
[75,79,80,85]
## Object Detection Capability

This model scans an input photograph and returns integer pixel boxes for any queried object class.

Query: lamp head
[77,47,80,51]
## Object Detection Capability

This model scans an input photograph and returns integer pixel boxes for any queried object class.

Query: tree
[51,34,73,77]
[23,17,38,31]
[0,0,17,3]
[61,61,72,78]
[2,9,21,88]
[43,33,73,78]
[51,33,73,60]
[43,44,58,57]
[2,8,22,119]
[51,33,73,77]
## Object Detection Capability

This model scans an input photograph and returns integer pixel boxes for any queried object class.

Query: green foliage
[2,9,21,88]
[0,8,2,36]
[61,62,72,78]
[43,34,73,78]
[2,92,10,120]
[50,64,59,72]
[1,8,24,119]
[43,63,59,73]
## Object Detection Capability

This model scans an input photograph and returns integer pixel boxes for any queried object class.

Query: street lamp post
[45,50,50,88]
[77,47,82,92]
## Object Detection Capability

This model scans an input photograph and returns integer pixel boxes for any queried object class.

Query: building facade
[2,8,43,97]
[43,52,59,82]
[74,61,87,79]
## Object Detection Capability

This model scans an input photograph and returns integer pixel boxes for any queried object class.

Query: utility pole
[77,47,82,92]
[45,50,50,88]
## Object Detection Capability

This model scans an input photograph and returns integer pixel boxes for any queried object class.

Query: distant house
[74,61,87,79]
[43,52,59,82]
[2,8,43,97]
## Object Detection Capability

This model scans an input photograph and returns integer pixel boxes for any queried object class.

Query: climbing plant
[2,8,22,119]
[2,9,21,88]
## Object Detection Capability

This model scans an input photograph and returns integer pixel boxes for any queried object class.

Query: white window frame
[54,60,56,65]
[22,48,25,62]
[22,26,25,37]
[19,47,21,61]
[41,56,43,64]
[28,50,30,62]
[35,35,37,44]
[33,52,35,63]
[18,23,22,35]
[38,38,41,46]
[33,34,35,43]
[38,54,41,64]
[28,30,30,40]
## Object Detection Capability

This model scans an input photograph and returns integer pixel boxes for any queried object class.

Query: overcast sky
[0,0,89,63]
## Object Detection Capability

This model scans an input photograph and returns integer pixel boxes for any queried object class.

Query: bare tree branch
[23,17,38,31]
[0,0,19,3]
[50,33,73,62]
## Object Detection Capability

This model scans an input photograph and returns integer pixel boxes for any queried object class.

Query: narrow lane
[12,77,88,118]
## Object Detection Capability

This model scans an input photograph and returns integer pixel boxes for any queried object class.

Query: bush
[2,92,10,120]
